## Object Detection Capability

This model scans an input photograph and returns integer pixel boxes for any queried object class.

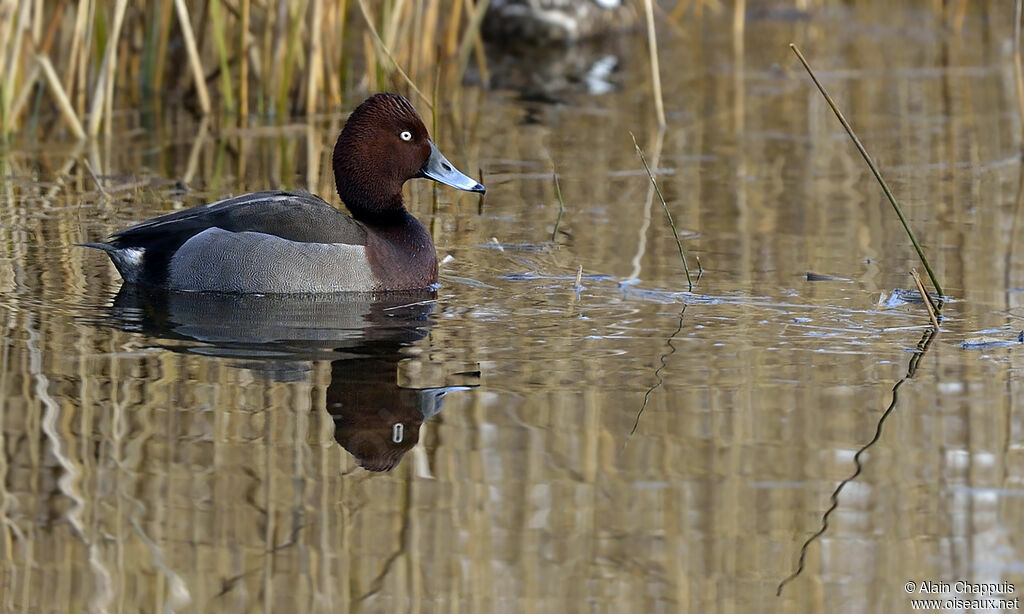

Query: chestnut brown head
[332,93,484,222]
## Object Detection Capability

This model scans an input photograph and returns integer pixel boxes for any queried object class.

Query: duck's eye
[399,130,413,142]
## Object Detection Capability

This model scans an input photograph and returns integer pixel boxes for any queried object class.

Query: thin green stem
[551,171,565,243]
[789,43,944,298]
[631,132,693,291]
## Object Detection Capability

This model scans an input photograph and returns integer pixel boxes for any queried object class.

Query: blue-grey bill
[418,141,486,193]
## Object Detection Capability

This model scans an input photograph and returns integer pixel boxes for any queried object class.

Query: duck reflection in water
[99,285,479,472]
[327,357,473,472]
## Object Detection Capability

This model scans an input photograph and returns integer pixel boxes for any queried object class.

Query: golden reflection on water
[2,4,1024,613]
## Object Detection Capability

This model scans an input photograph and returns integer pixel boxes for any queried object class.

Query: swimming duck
[82,93,485,293]
[482,0,637,44]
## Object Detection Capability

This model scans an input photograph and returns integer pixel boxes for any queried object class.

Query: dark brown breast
[363,212,438,290]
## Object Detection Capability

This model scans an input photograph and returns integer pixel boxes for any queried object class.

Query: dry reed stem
[420,1,441,81]
[81,159,107,196]
[462,0,489,85]
[104,7,123,137]
[209,0,235,113]
[455,0,489,86]
[87,0,128,136]
[271,2,289,115]
[1,0,29,136]
[326,0,348,109]
[273,0,304,118]
[0,0,15,86]
[306,0,323,118]
[732,0,745,39]
[551,171,566,242]
[240,0,250,121]
[30,0,40,42]
[357,0,430,108]
[445,0,465,57]
[408,1,424,79]
[643,0,666,128]
[910,269,940,330]
[384,0,407,50]
[39,4,63,60]
[37,55,84,139]
[9,63,40,128]
[1016,0,1024,144]
[471,23,489,86]
[63,0,89,101]
[362,32,377,92]
[173,0,211,115]
[76,0,95,116]
[260,2,274,111]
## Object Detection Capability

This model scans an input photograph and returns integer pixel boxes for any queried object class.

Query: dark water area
[2,4,1024,613]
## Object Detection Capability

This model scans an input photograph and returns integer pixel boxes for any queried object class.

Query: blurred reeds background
[0,0,499,138]
[0,0,918,139]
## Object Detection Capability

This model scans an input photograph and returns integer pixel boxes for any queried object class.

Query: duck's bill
[418,141,486,193]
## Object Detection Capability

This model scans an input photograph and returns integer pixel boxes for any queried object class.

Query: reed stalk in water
[910,269,940,329]
[631,133,694,291]
[551,171,566,243]
[789,43,944,299]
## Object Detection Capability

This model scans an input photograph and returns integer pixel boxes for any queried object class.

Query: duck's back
[112,190,366,246]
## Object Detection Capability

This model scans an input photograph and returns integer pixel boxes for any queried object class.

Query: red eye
[399,131,412,142]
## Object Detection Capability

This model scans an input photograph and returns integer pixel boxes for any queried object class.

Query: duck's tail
[76,242,144,284]
[76,241,115,252]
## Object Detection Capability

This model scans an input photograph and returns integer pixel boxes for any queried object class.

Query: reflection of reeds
[643,0,665,128]
[777,324,938,597]
[0,1,487,138]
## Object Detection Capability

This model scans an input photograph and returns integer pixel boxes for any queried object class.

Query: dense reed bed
[4,0,958,140]
[0,0,491,137]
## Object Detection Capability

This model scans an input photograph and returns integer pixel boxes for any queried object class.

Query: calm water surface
[3,5,1024,613]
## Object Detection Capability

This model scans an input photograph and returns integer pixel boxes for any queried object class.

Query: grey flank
[168,228,378,293]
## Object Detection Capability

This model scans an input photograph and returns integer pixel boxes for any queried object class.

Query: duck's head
[333,93,485,222]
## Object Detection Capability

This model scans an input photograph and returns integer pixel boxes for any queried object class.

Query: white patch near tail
[109,247,146,283]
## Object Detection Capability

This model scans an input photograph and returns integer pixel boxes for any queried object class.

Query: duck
[81,93,485,293]
[482,0,637,44]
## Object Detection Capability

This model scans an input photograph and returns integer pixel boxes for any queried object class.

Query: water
[3,5,1024,613]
